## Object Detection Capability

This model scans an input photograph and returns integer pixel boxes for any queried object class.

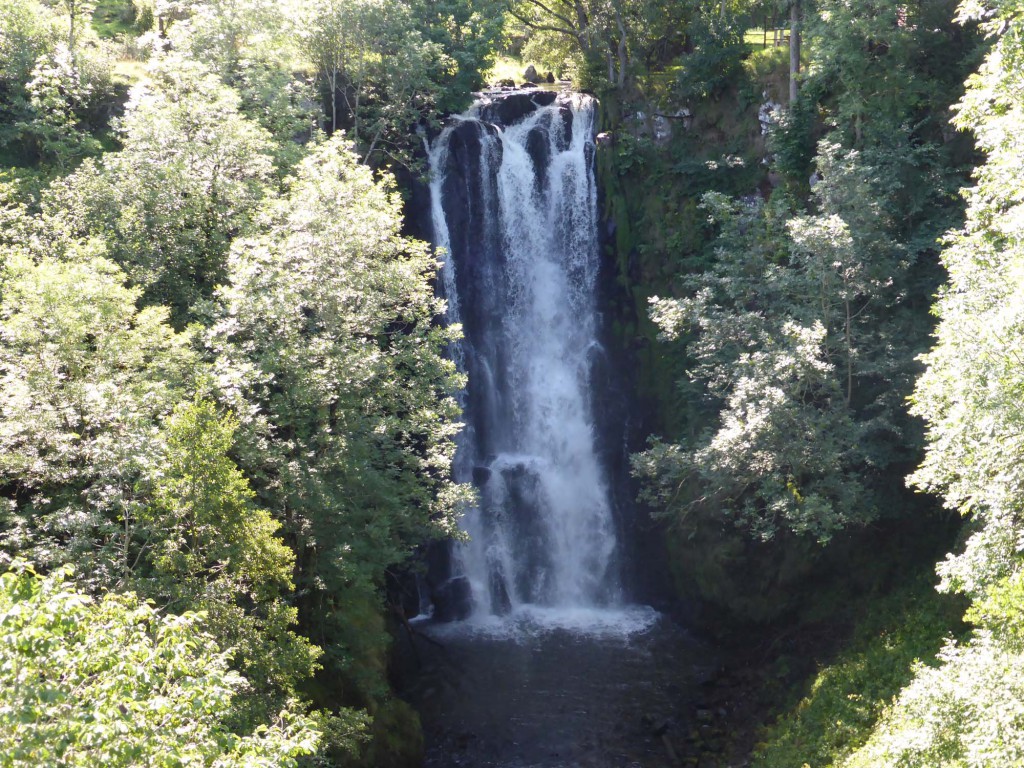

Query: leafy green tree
[212,134,468,700]
[158,0,319,160]
[836,2,1024,764]
[672,6,746,101]
[635,141,926,543]
[0,247,196,587]
[0,562,320,768]
[508,0,625,88]
[0,0,57,141]
[411,0,506,109]
[907,0,1024,615]
[0,0,122,167]
[135,397,321,729]
[511,0,771,94]
[43,55,275,325]
[807,0,965,149]
[635,192,869,542]
[301,0,456,165]
[19,43,104,169]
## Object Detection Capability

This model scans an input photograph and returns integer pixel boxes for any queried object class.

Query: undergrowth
[751,575,966,768]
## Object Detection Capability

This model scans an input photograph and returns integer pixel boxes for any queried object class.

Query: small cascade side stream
[404,90,716,767]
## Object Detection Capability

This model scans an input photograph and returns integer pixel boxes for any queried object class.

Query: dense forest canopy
[1,0,1024,765]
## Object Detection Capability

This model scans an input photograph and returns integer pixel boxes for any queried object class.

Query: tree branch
[506,6,579,38]
[511,0,579,31]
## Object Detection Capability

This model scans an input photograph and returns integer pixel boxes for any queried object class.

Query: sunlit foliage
[0,563,320,768]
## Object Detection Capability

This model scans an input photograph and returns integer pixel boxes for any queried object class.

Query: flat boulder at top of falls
[478,91,558,126]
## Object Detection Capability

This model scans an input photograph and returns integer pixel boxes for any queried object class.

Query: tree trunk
[789,0,801,103]
[845,297,853,405]
[615,9,628,90]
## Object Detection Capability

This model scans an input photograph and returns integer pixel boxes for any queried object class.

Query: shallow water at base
[403,612,716,768]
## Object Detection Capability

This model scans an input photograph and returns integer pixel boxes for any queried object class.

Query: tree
[804,0,971,150]
[55,0,96,71]
[136,397,321,729]
[635,192,870,542]
[0,0,118,167]
[0,563,320,767]
[0,0,57,139]
[301,0,456,165]
[20,43,104,169]
[411,0,506,109]
[157,0,319,159]
[789,0,800,103]
[635,140,923,543]
[43,55,276,325]
[508,0,630,87]
[0,247,197,587]
[837,2,1024,764]
[212,134,468,699]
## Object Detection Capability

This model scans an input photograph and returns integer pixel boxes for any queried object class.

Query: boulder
[557,105,574,148]
[545,71,555,83]
[496,78,515,88]
[524,64,540,83]
[477,91,556,126]
[652,114,672,144]
[489,571,512,615]
[472,465,492,486]
[525,124,550,181]
[432,575,474,622]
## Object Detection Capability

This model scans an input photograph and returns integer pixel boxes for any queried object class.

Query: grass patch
[745,27,791,52]
[751,575,966,768]
[112,59,147,87]
[91,0,137,39]
[483,55,546,86]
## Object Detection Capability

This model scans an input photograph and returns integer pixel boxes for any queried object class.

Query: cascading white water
[429,91,626,625]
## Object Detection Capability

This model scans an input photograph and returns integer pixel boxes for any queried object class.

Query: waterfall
[428,90,622,622]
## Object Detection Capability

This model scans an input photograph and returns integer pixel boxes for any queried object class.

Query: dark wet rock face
[433,576,474,622]
[477,91,557,125]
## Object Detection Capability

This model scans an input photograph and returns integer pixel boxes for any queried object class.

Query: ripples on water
[405,609,715,768]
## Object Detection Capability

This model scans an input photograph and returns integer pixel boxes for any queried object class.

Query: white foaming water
[429,92,641,635]
[419,603,661,643]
